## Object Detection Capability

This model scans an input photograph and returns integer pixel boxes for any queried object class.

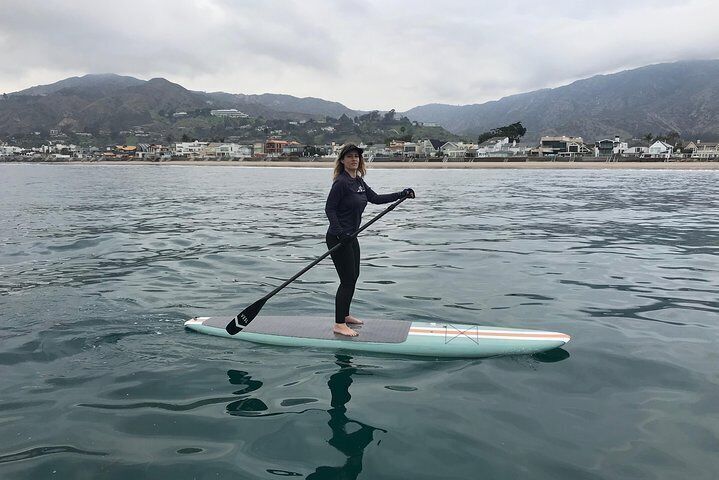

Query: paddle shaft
[264,196,407,299]
[225,196,408,333]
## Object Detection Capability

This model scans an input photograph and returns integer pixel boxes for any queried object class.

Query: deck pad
[202,316,412,343]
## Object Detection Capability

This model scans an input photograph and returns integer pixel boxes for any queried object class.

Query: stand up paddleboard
[184,316,570,358]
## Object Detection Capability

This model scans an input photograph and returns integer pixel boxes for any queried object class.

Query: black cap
[338,143,364,158]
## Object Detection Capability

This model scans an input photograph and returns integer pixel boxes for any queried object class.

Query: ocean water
[1,163,718,480]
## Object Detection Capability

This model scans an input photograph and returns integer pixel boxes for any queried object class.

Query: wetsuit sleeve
[363,180,402,204]
[325,180,345,233]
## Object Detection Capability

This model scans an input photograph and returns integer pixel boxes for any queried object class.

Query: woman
[325,144,415,336]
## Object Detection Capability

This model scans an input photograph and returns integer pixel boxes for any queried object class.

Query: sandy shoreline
[4,160,719,169]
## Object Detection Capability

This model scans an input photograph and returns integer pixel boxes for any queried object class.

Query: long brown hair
[333,147,367,179]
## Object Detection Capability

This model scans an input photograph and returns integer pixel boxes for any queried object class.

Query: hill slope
[0,74,362,136]
[404,60,719,141]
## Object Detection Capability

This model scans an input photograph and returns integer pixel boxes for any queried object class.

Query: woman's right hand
[337,233,353,245]
[402,187,416,199]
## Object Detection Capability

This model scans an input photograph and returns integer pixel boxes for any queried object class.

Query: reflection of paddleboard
[184,316,570,358]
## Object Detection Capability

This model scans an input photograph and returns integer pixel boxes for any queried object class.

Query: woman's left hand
[402,187,416,199]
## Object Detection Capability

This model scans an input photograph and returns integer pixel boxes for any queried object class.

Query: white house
[402,142,419,157]
[594,136,629,157]
[210,109,249,118]
[416,139,445,156]
[213,143,253,159]
[441,142,477,159]
[692,142,719,159]
[647,141,674,159]
[623,146,649,157]
[174,141,209,157]
[0,145,24,156]
[476,137,511,157]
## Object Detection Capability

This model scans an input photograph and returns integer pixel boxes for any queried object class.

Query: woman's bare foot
[345,315,364,325]
[333,323,359,337]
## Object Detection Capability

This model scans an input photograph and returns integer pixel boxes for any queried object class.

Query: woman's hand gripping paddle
[225,196,409,335]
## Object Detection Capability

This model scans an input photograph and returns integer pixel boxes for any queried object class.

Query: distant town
[1,109,717,162]
[2,135,718,163]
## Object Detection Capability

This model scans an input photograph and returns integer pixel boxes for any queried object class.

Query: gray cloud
[0,0,717,110]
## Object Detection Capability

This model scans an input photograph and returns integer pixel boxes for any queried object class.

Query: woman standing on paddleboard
[325,144,415,336]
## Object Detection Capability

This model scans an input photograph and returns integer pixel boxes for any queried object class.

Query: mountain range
[404,60,719,142]
[1,60,718,142]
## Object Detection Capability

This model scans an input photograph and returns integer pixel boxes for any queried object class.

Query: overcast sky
[1,0,718,111]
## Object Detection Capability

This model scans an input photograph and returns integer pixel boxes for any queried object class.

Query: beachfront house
[441,142,477,159]
[647,140,674,159]
[622,146,649,158]
[74,146,99,159]
[114,145,137,157]
[41,143,78,155]
[0,145,24,156]
[136,144,171,160]
[252,142,265,156]
[595,136,629,157]
[540,136,590,157]
[364,144,392,162]
[174,141,209,158]
[476,137,511,157]
[691,141,719,159]
[281,141,304,156]
[402,142,419,158]
[416,139,445,157]
[265,140,288,157]
[388,140,406,157]
[213,143,253,159]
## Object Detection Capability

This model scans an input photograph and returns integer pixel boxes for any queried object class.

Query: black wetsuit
[325,171,402,324]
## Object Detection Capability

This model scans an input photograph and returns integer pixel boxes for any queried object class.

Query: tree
[477,121,527,144]
[383,109,396,123]
[359,110,381,122]
[655,131,683,148]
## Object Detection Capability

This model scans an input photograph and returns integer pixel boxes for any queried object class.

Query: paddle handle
[264,196,407,299]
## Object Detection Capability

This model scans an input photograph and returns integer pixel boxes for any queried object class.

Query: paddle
[225,196,409,335]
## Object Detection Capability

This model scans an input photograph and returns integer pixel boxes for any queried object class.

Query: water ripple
[0,446,107,464]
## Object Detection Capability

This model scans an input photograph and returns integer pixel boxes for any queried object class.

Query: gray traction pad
[202,316,411,343]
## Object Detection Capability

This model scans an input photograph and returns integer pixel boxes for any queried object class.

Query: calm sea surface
[1,164,718,479]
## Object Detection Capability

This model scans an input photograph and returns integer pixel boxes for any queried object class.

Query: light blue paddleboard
[184,316,570,358]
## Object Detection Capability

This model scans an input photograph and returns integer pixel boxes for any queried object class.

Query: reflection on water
[0,446,107,464]
[226,370,268,415]
[224,355,386,479]
[306,354,386,480]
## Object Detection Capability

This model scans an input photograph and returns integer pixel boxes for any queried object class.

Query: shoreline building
[647,140,674,159]
[595,136,629,157]
[175,141,209,158]
[210,109,249,118]
[536,136,592,157]
[686,141,719,159]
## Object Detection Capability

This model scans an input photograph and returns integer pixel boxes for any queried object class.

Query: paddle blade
[225,298,267,335]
